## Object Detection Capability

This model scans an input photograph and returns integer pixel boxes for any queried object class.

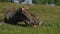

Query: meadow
[0,2,60,34]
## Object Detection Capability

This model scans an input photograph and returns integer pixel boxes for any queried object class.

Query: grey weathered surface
[4,7,16,19]
[3,7,17,24]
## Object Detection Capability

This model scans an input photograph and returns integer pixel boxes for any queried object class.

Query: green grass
[0,2,60,34]
[0,24,60,34]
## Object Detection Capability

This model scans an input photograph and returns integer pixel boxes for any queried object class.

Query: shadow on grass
[4,22,30,27]
[16,24,30,27]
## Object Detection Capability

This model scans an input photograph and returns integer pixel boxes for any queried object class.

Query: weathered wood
[3,6,42,26]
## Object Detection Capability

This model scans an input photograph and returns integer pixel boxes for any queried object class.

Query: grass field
[0,2,60,34]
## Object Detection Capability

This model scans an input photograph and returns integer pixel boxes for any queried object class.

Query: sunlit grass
[0,2,60,34]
